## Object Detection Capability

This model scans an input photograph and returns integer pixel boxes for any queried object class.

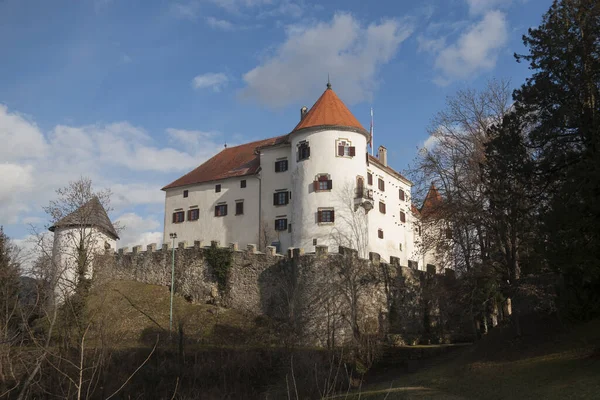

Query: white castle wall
[259,144,293,251]
[289,128,369,254]
[366,161,420,268]
[163,177,260,249]
[52,226,116,295]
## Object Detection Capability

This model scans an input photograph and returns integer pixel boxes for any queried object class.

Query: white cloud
[422,134,440,150]
[240,13,414,108]
[115,213,163,248]
[433,10,508,84]
[171,0,201,19]
[0,104,228,247]
[205,16,235,30]
[466,0,509,15]
[192,72,230,92]
[0,105,47,161]
[0,164,35,223]
[417,35,446,53]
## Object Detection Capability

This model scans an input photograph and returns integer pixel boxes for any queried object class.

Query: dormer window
[336,139,356,157]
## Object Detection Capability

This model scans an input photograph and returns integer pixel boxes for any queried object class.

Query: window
[399,243,403,251]
[313,174,332,192]
[214,204,227,217]
[378,178,385,191]
[400,211,406,223]
[417,225,422,235]
[235,201,244,215]
[317,209,335,223]
[288,223,292,233]
[298,141,310,161]
[275,159,288,172]
[274,218,288,231]
[172,211,184,223]
[313,238,318,246]
[273,191,289,206]
[399,189,405,201]
[183,190,188,198]
[240,180,246,188]
[378,229,384,239]
[188,209,199,221]
[379,201,386,214]
[215,184,221,193]
[336,140,356,157]
[367,172,373,185]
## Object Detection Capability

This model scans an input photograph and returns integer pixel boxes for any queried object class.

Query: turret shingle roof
[292,86,369,135]
[48,197,119,240]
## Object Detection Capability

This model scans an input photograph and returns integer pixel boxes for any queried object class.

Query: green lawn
[343,319,600,400]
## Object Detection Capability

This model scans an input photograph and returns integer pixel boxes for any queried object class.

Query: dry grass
[85,279,272,348]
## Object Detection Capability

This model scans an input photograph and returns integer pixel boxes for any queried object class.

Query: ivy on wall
[204,244,233,294]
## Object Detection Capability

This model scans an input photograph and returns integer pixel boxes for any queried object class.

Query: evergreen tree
[484,113,538,282]
[514,0,600,318]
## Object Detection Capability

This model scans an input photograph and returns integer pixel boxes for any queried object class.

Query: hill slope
[349,317,600,399]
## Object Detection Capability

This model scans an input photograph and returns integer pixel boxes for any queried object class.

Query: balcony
[354,188,374,212]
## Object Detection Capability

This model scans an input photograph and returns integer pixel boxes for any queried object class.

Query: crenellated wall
[97,240,471,346]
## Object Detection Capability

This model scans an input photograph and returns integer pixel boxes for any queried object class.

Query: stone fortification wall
[98,240,470,345]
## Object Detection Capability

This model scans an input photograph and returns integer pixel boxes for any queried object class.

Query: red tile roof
[162,136,288,190]
[420,183,443,218]
[367,155,412,185]
[292,86,369,135]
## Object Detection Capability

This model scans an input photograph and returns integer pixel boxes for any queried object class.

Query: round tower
[49,197,119,297]
[289,83,370,253]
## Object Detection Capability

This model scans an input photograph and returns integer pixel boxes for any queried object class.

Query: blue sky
[0,0,552,251]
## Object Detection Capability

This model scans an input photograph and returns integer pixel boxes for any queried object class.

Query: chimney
[300,106,308,121]
[378,145,387,167]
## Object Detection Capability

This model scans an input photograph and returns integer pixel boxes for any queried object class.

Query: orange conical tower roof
[292,83,369,136]
[420,183,443,218]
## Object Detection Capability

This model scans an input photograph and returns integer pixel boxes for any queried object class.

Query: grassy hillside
[86,279,275,347]
[346,317,600,399]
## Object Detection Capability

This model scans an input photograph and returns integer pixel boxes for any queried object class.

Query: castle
[162,83,427,268]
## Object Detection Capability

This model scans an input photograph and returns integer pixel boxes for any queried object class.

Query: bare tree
[410,79,512,274]
[330,182,370,258]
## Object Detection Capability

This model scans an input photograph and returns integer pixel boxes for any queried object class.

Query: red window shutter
[383,203,386,213]
[349,146,355,156]
[172,213,176,223]
[368,173,373,185]
[399,190,405,201]
[400,212,406,223]
[214,207,218,217]
[327,180,333,190]
[338,145,344,156]
[313,181,318,191]
[331,210,335,222]
[187,210,191,220]
[284,192,289,204]
[317,210,322,222]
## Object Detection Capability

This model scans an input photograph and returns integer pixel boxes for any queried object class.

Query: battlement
[113,239,420,269]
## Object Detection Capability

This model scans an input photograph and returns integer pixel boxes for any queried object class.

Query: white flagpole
[370,107,374,156]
